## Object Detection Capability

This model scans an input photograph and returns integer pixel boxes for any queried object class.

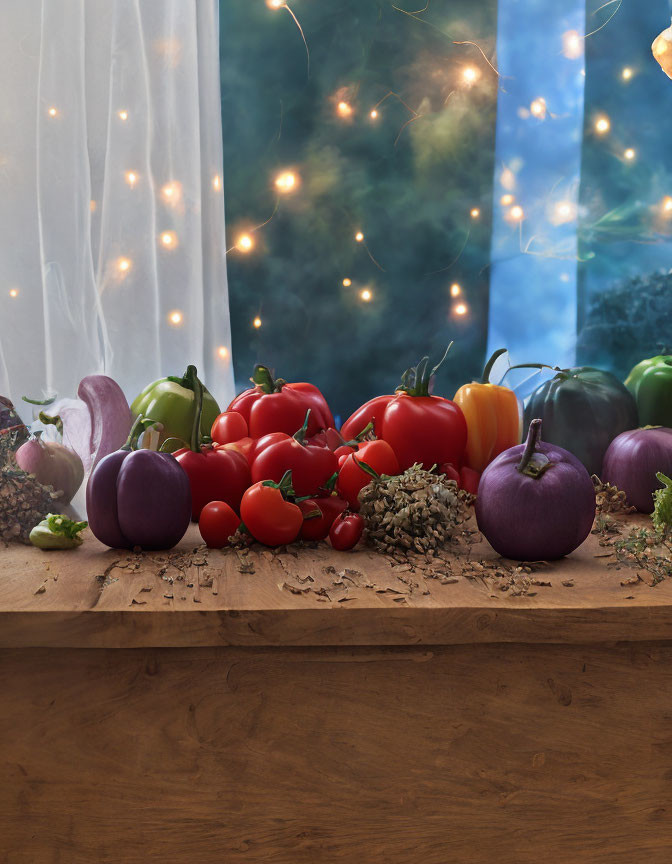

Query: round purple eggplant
[475,418,596,561]
[86,448,191,550]
[602,426,672,513]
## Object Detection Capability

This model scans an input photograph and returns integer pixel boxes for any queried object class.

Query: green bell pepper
[131,366,220,445]
[524,366,638,477]
[624,355,672,427]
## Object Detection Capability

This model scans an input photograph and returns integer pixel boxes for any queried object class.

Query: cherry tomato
[337,439,400,510]
[199,501,240,548]
[329,512,364,551]
[211,411,248,445]
[240,481,303,546]
[174,446,251,520]
[228,365,333,438]
[298,494,348,541]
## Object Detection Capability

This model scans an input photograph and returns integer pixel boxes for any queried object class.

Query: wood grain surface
[2,642,672,863]
[1,514,671,648]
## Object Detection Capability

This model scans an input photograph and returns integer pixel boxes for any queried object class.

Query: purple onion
[602,427,672,513]
[475,419,596,561]
[86,448,191,550]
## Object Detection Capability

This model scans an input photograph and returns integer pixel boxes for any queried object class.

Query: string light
[253,316,262,329]
[160,231,177,248]
[359,288,372,302]
[161,182,182,204]
[370,109,378,119]
[355,231,364,242]
[500,194,514,206]
[274,170,298,193]
[118,109,128,121]
[47,107,58,118]
[562,30,582,60]
[450,283,461,297]
[662,197,672,215]
[117,257,131,274]
[90,200,97,213]
[462,66,480,85]
[552,200,577,225]
[621,67,633,81]
[212,174,222,191]
[454,303,468,316]
[125,171,138,188]
[168,310,183,326]
[470,208,480,219]
[217,346,229,359]
[266,0,284,7]
[237,233,254,252]
[508,205,524,222]
[9,288,18,298]
[337,101,353,118]
[530,97,547,119]
[342,277,352,287]
[595,115,610,134]
[624,148,636,161]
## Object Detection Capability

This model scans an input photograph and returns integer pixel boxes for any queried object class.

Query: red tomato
[439,462,461,485]
[337,439,400,510]
[211,411,248,445]
[174,446,251,520]
[250,412,338,497]
[199,501,240,548]
[459,466,481,496]
[329,512,364,551]
[217,436,256,462]
[240,481,303,546]
[340,348,467,472]
[228,364,333,438]
[298,494,348,541]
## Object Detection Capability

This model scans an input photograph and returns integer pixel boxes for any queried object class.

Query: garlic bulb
[652,18,672,79]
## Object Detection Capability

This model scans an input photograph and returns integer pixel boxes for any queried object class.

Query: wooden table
[2,515,672,863]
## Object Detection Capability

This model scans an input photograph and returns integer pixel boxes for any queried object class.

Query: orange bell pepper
[453,349,522,473]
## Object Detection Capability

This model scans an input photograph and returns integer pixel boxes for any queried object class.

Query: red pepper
[240,471,303,546]
[459,466,481,496]
[228,365,334,438]
[172,367,251,520]
[298,493,348,540]
[211,411,248,445]
[329,512,364,550]
[337,439,400,510]
[250,411,338,497]
[340,346,467,472]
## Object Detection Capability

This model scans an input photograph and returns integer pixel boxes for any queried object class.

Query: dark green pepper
[624,355,672,427]
[524,366,638,477]
[131,366,220,445]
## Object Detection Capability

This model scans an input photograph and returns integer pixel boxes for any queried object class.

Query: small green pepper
[624,355,672,427]
[131,365,220,445]
[30,514,88,550]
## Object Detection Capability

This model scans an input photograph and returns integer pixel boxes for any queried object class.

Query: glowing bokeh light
[275,171,297,193]
[337,101,353,118]
[370,109,378,119]
[450,283,461,297]
[48,107,58,118]
[562,30,582,59]
[360,288,372,302]
[355,231,364,242]
[118,109,128,121]
[212,174,222,191]
[462,66,480,85]
[125,171,138,188]
[342,277,352,287]
[624,148,636,160]
[621,67,633,81]
[237,233,254,252]
[500,194,514,206]
[508,205,524,222]
[217,346,229,359]
[595,115,610,134]
[530,98,547,119]
[168,310,183,326]
[160,231,177,248]
[470,208,480,219]
[117,257,131,274]
[253,316,262,329]
[9,288,19,298]
[454,303,468,316]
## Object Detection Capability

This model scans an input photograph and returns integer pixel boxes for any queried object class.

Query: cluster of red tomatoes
[193,363,478,551]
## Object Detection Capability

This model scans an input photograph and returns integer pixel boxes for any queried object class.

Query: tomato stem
[292,409,311,444]
[396,343,453,397]
[251,364,286,394]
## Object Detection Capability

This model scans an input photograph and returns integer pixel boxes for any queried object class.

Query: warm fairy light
[161,182,182,204]
[253,316,262,329]
[562,30,582,59]
[624,148,636,161]
[454,303,468,316]
[663,197,672,214]
[90,200,97,213]
[342,277,352,287]
[337,101,353,118]
[621,67,633,81]
[462,66,480,85]
[530,98,547,119]
[118,109,128,121]
[266,0,284,7]
[500,194,514,206]
[450,283,461,297]
[48,107,58,118]
[125,171,138,188]
[117,257,131,274]
[275,171,297,193]
[470,208,480,219]
[595,115,610,134]
[213,174,222,191]
[9,288,18,298]
[355,231,364,242]
[360,288,372,302]
[237,233,254,252]
[370,109,378,119]
[160,231,177,248]
[168,310,183,326]
[217,346,229,359]
[508,205,524,222]
[552,200,577,225]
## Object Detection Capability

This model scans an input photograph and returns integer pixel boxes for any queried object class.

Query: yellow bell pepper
[453,349,522,472]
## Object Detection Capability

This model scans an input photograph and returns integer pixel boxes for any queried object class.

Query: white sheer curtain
[0,0,234,410]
